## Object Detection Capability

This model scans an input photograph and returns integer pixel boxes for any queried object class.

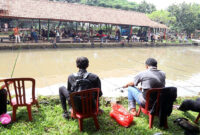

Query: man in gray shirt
[123,58,166,116]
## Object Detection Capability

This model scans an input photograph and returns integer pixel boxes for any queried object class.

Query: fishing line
[167,81,199,94]
[0,43,21,90]
[10,50,20,78]
[111,58,200,95]
[134,57,200,87]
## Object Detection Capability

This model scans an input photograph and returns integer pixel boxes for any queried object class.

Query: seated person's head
[145,58,157,68]
[76,57,89,69]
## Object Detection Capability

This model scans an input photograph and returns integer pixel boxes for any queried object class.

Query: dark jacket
[0,89,7,115]
[150,87,177,127]
[159,87,177,126]
[67,69,102,97]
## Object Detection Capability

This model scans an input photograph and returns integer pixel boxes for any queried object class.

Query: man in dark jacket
[59,57,103,118]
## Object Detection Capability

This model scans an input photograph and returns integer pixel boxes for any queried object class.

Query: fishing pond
[1,46,200,97]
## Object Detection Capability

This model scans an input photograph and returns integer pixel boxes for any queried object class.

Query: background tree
[136,1,156,14]
[148,10,176,29]
[168,3,200,35]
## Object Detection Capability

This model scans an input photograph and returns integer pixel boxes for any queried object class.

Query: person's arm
[0,80,13,90]
[0,84,5,90]
[96,77,102,97]
[123,82,135,88]
[67,75,72,93]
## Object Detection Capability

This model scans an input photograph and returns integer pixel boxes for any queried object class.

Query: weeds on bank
[0,96,199,135]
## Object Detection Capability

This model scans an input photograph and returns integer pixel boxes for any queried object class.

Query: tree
[51,0,81,3]
[148,10,176,29]
[137,1,156,14]
[168,3,200,35]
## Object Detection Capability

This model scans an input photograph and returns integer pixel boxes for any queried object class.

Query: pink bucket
[0,113,11,125]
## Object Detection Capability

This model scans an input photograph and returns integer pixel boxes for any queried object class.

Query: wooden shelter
[0,0,168,29]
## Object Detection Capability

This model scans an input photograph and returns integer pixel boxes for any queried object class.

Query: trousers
[59,86,71,112]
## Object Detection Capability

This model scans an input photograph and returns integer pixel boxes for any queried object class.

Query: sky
[127,0,200,10]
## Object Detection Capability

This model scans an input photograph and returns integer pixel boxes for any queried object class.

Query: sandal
[62,111,70,119]
[129,108,137,116]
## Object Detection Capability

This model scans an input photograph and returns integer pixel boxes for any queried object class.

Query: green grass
[0,96,199,135]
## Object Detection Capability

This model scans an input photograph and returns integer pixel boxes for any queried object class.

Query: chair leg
[12,106,17,122]
[149,114,154,129]
[136,107,141,117]
[93,116,100,130]
[27,105,33,121]
[164,117,168,129]
[78,118,83,132]
[195,113,200,124]
[35,100,40,108]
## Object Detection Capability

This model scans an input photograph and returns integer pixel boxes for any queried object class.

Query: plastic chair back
[70,88,100,131]
[4,78,39,121]
[137,88,167,128]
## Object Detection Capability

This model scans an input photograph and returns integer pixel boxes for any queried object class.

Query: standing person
[151,31,155,43]
[89,27,94,46]
[31,29,38,43]
[55,27,60,43]
[115,28,121,42]
[123,58,166,116]
[59,57,103,119]
[4,23,8,32]
[13,26,20,43]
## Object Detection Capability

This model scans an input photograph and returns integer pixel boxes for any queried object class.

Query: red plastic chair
[4,78,39,121]
[195,113,200,123]
[70,88,100,132]
[137,88,168,129]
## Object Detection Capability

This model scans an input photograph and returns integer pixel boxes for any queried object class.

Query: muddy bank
[0,42,193,50]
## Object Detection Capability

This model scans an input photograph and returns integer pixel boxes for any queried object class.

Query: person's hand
[122,84,128,88]
[123,82,134,88]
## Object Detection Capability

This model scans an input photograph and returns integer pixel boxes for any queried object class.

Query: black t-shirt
[67,69,102,97]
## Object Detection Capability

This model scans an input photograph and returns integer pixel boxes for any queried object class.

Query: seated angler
[59,56,103,118]
[123,58,166,116]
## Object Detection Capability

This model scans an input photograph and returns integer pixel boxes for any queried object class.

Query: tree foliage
[167,3,200,34]
[148,10,176,29]
[51,0,156,13]
[136,1,156,14]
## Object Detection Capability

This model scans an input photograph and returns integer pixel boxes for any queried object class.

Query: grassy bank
[0,96,199,135]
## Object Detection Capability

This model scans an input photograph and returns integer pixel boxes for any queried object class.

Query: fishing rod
[133,57,200,87]
[0,43,21,90]
[10,50,20,78]
[167,81,199,94]
[184,86,200,87]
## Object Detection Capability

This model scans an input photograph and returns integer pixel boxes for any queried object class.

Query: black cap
[145,58,157,67]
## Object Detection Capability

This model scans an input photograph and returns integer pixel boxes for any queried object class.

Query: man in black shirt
[59,57,103,118]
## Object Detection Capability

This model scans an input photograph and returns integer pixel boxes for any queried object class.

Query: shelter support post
[111,25,113,35]
[76,22,78,33]
[106,24,108,34]
[39,19,41,36]
[47,19,50,41]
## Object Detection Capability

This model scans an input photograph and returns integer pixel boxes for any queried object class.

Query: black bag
[71,72,92,92]
[73,95,96,113]
[0,89,7,115]
[71,72,96,112]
